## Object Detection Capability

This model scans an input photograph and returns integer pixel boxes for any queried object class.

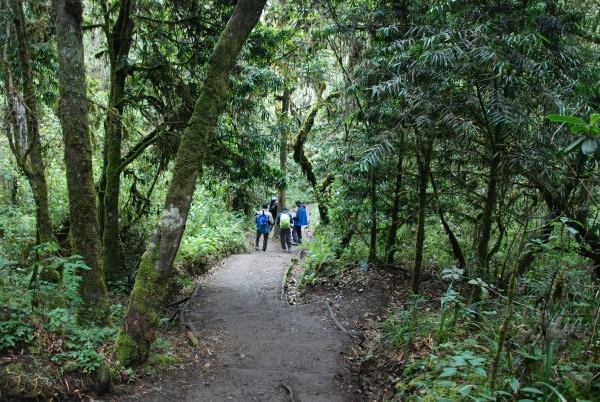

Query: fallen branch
[324,301,363,338]
[280,382,296,402]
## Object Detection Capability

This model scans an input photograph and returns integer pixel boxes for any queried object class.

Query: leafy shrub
[0,248,119,373]
[178,186,249,263]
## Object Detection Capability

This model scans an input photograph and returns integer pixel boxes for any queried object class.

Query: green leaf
[581,138,598,155]
[440,367,458,377]
[509,378,520,393]
[520,387,544,394]
[468,357,486,366]
[436,380,454,387]
[473,367,487,377]
[545,114,587,125]
[590,114,600,125]
[535,382,568,402]
[562,137,584,154]
[571,125,588,134]
[458,384,474,397]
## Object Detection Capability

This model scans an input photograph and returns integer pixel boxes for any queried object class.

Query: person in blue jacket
[292,201,308,244]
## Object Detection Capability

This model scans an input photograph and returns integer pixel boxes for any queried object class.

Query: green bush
[0,248,119,374]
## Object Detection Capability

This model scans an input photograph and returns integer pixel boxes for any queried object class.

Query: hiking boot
[255,246,259,251]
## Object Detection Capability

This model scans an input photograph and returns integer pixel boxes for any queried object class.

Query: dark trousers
[293,225,303,244]
[279,228,292,250]
[255,231,268,251]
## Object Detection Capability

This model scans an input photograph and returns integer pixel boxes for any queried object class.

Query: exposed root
[324,301,363,338]
[280,382,296,402]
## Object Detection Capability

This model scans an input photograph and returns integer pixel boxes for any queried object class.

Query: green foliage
[0,251,119,373]
[178,184,249,263]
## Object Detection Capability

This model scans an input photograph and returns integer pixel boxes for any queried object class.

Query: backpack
[280,213,291,229]
[256,212,269,234]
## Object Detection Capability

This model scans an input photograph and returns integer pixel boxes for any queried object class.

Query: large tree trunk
[101,0,135,282]
[386,147,404,265]
[114,0,267,366]
[54,0,109,322]
[412,137,433,293]
[4,0,53,244]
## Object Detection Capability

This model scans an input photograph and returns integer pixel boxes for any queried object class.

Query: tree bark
[101,0,135,282]
[386,147,404,265]
[4,0,53,244]
[368,167,378,262]
[114,0,267,366]
[278,86,290,213]
[430,173,465,268]
[476,150,500,278]
[54,0,109,322]
[412,137,433,293]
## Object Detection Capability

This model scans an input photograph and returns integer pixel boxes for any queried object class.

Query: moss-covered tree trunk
[114,0,267,366]
[100,0,134,282]
[54,0,109,322]
[412,137,433,294]
[368,167,378,262]
[278,86,290,213]
[4,0,53,244]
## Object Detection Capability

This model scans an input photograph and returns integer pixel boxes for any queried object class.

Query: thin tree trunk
[368,167,377,262]
[114,0,267,366]
[54,0,109,322]
[278,86,290,213]
[476,151,500,278]
[5,0,53,244]
[386,148,404,265]
[430,173,465,268]
[101,0,134,282]
[412,137,433,293]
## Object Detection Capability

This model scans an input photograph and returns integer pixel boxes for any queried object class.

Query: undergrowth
[0,245,126,399]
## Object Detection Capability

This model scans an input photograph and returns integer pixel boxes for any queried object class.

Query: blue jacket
[294,205,309,226]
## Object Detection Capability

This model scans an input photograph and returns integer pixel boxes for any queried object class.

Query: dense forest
[0,0,599,400]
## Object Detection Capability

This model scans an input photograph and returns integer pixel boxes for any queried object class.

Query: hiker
[254,203,274,251]
[275,207,294,253]
[268,197,279,233]
[292,201,309,244]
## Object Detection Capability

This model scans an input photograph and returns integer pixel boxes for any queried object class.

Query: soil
[114,225,358,402]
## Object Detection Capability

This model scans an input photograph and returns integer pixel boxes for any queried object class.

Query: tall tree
[98,0,135,282]
[54,0,109,322]
[1,0,53,245]
[114,0,267,366]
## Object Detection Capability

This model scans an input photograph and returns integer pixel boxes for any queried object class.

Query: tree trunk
[412,137,433,293]
[368,167,377,262]
[475,150,500,279]
[114,0,267,366]
[386,148,404,265]
[101,0,134,282]
[430,173,465,268]
[278,86,290,213]
[5,0,53,244]
[54,0,109,323]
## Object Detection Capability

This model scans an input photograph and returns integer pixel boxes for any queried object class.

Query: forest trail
[122,228,348,401]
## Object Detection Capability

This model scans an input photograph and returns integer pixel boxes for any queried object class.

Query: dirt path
[121,229,348,401]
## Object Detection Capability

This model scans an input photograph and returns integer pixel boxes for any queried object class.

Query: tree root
[324,302,363,338]
[280,382,296,402]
